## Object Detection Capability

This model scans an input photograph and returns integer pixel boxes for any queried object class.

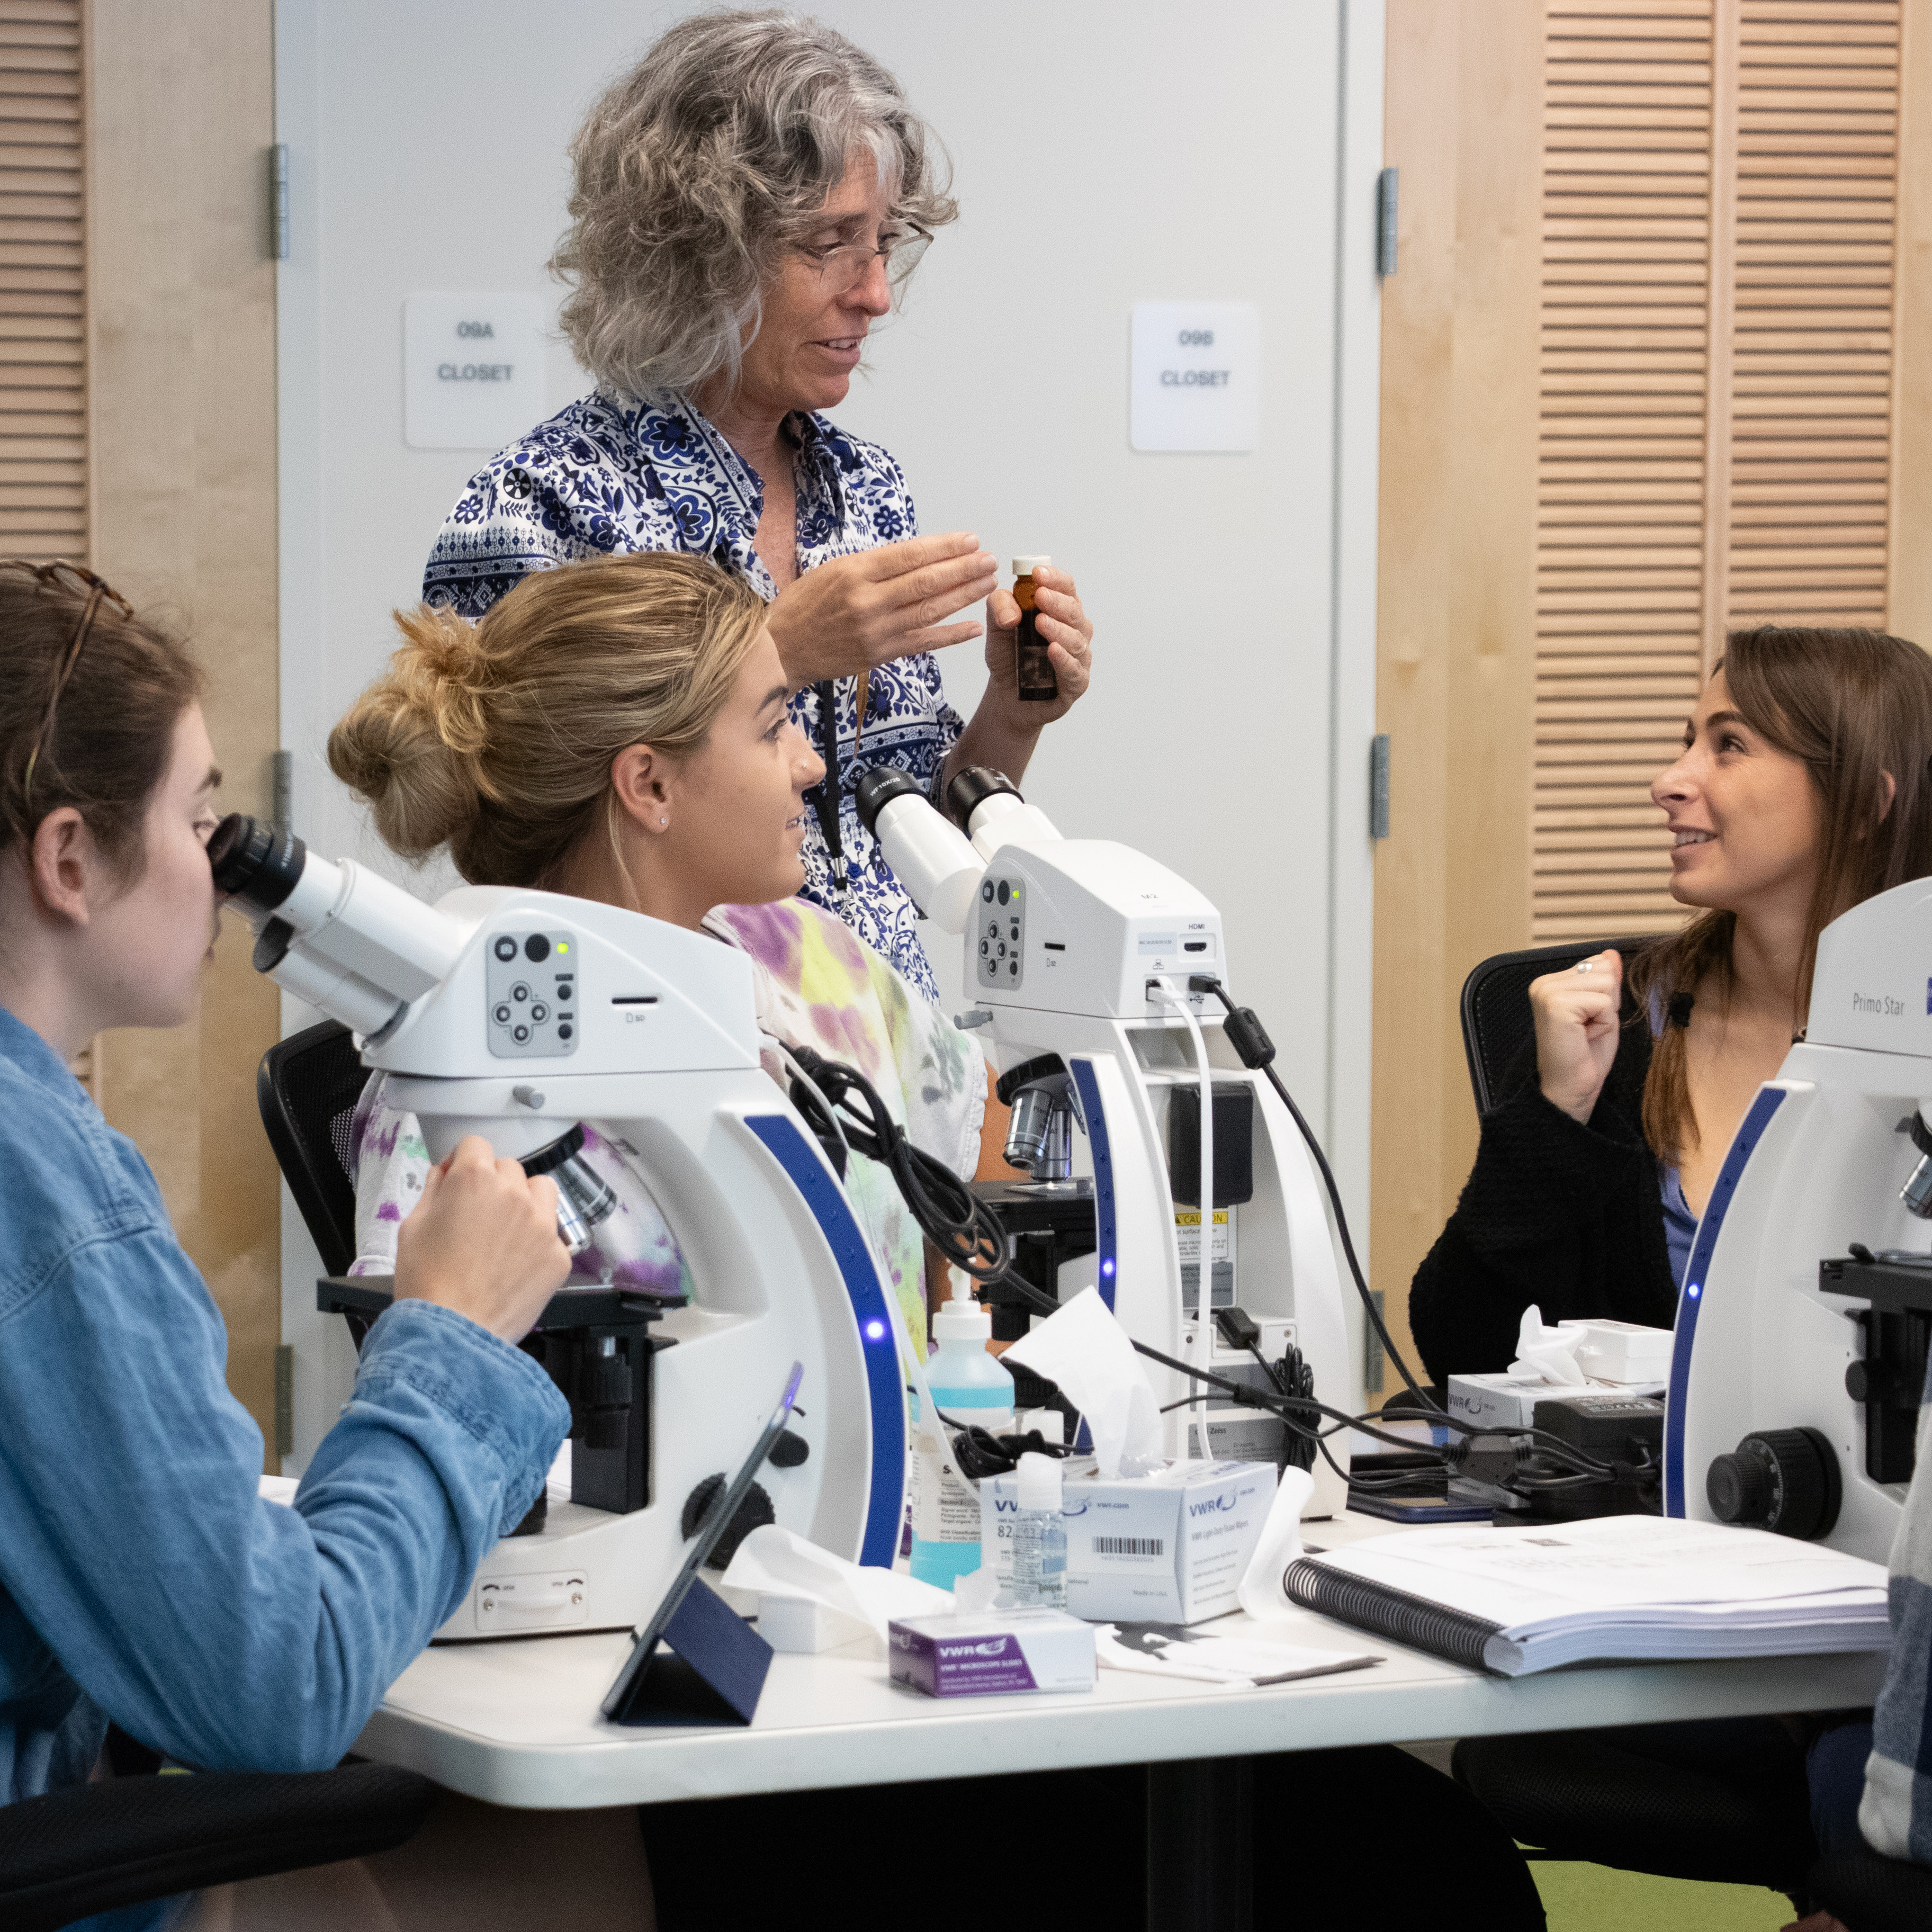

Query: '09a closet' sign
[404,294,548,450]
[1129,302,1260,452]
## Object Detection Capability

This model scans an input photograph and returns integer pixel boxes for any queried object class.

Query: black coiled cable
[785,1046,1014,1287]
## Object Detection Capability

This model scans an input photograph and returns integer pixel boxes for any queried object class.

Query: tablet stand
[607,1577,774,1728]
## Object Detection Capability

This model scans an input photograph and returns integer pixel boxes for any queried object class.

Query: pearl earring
[660,816,668,827]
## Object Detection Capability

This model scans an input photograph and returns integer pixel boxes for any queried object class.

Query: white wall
[274,0,1382,1467]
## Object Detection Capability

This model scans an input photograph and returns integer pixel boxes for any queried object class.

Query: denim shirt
[0,1004,570,1816]
[422,389,965,1001]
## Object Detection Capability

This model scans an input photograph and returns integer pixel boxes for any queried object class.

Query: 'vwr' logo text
[938,1639,1011,1659]
[1189,1490,1241,1517]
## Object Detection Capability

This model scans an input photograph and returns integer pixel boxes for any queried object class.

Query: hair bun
[326,603,490,857]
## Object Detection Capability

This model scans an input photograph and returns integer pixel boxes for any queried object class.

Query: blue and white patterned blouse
[423,389,964,1001]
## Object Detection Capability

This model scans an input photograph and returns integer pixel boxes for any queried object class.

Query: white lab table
[354,1512,1889,1812]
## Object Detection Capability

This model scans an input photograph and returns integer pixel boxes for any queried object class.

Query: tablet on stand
[601,1361,804,1727]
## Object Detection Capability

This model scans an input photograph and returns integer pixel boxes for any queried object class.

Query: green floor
[1535,1861,1796,1930]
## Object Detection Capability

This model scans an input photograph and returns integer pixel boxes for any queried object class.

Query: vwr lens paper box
[1448,1372,1667,1431]
[888,1608,1095,1698]
[981,1460,1277,1624]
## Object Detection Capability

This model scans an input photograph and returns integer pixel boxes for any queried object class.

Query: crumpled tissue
[1235,1463,1314,1622]
[1508,1304,1589,1386]
[720,1524,951,1656]
[1001,1285,1164,1479]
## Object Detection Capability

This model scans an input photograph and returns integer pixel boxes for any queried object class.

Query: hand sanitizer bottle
[909,1285,1015,1587]
[1010,1452,1068,1610]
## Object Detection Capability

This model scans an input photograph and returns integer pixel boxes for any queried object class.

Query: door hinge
[269,144,290,260]
[274,1343,294,1460]
[271,748,292,832]
[1365,1289,1386,1395]
[1376,167,1398,277]
[1369,733,1391,840]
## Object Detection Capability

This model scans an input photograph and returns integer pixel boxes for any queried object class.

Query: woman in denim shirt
[423,13,1097,1001]
[0,564,578,1920]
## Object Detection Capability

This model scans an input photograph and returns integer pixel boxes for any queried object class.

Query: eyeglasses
[2,559,137,801]
[794,223,932,293]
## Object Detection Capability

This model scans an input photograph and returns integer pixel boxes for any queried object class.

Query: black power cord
[786,1041,1630,1500]
[1184,973,1442,1416]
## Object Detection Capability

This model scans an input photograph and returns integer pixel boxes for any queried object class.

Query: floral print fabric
[421,389,965,1001]
[348,897,984,1361]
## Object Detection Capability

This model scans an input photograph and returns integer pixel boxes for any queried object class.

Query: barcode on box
[1092,1535,1164,1557]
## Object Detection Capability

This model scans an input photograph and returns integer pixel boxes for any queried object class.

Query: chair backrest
[1458,937,1656,1116]
[256,1020,372,1278]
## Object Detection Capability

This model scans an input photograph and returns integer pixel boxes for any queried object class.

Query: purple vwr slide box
[888,1609,1096,1698]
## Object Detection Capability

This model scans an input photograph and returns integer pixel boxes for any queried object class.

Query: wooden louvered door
[2,0,92,1099]
[1536,0,1903,943]
[1369,0,1932,1400]
[0,0,84,570]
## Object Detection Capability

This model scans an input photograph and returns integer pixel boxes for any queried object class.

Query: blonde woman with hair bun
[330,549,984,1366]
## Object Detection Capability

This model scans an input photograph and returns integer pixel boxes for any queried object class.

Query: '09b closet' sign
[404,293,548,450]
[1129,301,1260,453]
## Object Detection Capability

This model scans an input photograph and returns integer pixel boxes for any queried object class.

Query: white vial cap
[1016,1451,1062,1509]
[1011,555,1050,576]
[932,1284,992,1345]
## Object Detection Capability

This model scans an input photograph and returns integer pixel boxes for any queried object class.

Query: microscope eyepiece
[853,765,921,836]
[944,765,1020,828]
[208,813,307,913]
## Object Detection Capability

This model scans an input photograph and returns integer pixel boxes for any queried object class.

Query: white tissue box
[981,1459,1278,1624]
[1448,1369,1666,1431]
[755,1592,874,1655]
[1559,1317,1673,1383]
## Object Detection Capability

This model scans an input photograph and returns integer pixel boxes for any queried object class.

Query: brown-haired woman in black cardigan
[1410,623,1932,1387]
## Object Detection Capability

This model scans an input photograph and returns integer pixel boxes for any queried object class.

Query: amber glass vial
[1012,555,1056,702]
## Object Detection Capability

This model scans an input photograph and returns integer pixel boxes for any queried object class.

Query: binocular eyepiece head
[208,813,308,915]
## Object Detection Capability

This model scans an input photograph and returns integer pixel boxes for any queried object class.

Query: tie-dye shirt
[347,897,984,1360]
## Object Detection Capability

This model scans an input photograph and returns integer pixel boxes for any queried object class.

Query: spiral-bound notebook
[1284,1515,1891,1677]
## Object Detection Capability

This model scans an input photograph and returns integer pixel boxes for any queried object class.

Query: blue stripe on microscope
[1069,1058,1117,1312]
[745,1112,904,1567]
[1663,1084,1787,1518]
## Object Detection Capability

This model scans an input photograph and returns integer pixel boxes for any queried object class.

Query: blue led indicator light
[864,1318,886,1341]
[1686,1282,1701,1300]
[1101,1257,1116,1277]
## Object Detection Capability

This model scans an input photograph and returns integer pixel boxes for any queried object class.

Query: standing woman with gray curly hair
[424,9,1097,1002]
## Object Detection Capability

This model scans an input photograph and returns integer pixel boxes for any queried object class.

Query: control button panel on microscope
[976,876,1024,992]
[486,931,579,1057]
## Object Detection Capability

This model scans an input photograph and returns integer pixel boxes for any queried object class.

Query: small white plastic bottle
[1009,1452,1068,1610]
[908,1285,1015,1588]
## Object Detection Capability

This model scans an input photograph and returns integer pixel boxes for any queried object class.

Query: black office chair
[0,1758,436,1932]
[1459,936,1654,1115]
[1808,1849,1932,1930]
[256,1018,372,1278]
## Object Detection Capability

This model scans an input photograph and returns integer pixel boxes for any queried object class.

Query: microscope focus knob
[1705,1427,1842,1541]
[680,1475,777,1569]
[1705,1450,1770,1525]
[1846,1360,1876,1404]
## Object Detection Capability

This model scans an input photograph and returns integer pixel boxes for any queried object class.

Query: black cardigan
[1407,1005,1679,1387]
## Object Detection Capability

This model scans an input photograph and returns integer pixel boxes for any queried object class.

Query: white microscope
[858,767,1354,1518]
[1671,876,1932,1563]
[210,815,907,1642]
